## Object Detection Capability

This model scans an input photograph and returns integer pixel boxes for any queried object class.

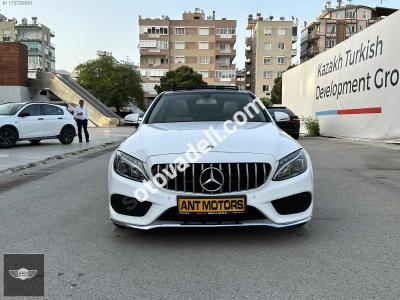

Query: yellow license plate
[177,197,246,214]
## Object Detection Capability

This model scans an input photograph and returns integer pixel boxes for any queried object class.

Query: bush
[302,117,320,136]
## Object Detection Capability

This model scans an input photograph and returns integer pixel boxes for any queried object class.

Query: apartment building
[16,17,56,76]
[245,13,297,99]
[300,0,397,63]
[139,8,237,101]
[0,14,17,42]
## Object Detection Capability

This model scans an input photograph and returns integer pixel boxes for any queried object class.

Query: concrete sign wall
[282,11,400,139]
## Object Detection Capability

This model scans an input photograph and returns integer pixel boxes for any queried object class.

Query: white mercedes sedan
[108,87,313,229]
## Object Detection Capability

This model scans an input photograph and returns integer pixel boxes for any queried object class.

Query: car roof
[162,86,250,95]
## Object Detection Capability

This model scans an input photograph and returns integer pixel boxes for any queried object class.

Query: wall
[0,42,28,86]
[282,10,400,139]
[0,86,37,104]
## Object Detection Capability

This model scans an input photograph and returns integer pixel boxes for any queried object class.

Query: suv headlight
[273,149,307,181]
[113,151,148,182]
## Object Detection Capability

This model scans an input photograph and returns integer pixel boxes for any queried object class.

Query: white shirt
[74,105,89,120]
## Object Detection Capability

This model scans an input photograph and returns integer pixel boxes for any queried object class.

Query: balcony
[245,45,251,52]
[245,37,252,46]
[140,63,169,69]
[140,48,168,56]
[291,49,297,57]
[307,46,320,57]
[216,49,236,56]
[50,42,55,49]
[28,49,42,56]
[216,34,236,43]
[245,58,251,64]
[292,35,298,43]
[216,63,236,69]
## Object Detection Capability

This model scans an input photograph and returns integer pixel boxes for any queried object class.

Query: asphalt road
[1,137,400,299]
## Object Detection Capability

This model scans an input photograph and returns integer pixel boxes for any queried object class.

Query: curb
[0,141,121,176]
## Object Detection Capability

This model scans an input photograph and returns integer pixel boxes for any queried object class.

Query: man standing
[74,100,90,143]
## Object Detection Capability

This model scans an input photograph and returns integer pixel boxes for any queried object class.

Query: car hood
[119,122,300,162]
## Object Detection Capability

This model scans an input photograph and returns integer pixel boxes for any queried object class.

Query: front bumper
[108,151,314,229]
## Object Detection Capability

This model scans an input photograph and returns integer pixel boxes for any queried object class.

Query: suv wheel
[58,126,75,145]
[0,127,18,148]
[29,140,41,145]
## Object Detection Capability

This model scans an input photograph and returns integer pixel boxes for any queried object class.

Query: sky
[0,0,397,72]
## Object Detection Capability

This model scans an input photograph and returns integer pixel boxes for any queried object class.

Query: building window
[199,42,209,50]
[199,71,209,79]
[216,27,236,35]
[175,56,185,64]
[157,41,168,49]
[278,42,285,50]
[160,58,168,64]
[218,44,226,51]
[199,56,209,64]
[277,71,283,78]
[264,28,273,36]
[277,56,285,64]
[199,28,209,35]
[327,24,336,34]
[175,28,185,35]
[346,11,355,19]
[175,42,185,49]
[263,85,270,92]
[278,28,287,36]
[146,57,155,65]
[326,39,335,48]
[215,70,235,79]
[264,42,271,50]
[142,26,168,35]
[140,69,167,77]
[263,71,272,79]
[263,56,271,64]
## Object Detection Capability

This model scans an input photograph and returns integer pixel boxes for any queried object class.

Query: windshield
[146,91,270,123]
[0,103,25,116]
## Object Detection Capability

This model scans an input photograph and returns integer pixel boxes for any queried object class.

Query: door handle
[38,118,44,120]
[57,117,63,120]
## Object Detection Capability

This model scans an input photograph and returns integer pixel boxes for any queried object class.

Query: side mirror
[18,112,30,118]
[138,117,143,124]
[274,111,290,122]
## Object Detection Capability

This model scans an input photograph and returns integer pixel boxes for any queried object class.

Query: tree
[155,66,206,93]
[259,97,273,107]
[75,56,144,112]
[271,65,297,104]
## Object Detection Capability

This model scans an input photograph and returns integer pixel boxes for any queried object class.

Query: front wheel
[58,126,75,145]
[0,128,18,148]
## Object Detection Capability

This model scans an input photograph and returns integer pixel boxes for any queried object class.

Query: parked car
[124,112,144,125]
[267,106,300,139]
[108,86,313,230]
[0,102,77,148]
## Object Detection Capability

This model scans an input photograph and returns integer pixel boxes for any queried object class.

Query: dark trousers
[76,119,89,142]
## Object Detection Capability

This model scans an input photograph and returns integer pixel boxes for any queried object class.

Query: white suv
[0,102,77,148]
[108,87,314,230]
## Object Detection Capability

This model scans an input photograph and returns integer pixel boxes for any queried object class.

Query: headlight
[113,151,148,182]
[273,149,307,181]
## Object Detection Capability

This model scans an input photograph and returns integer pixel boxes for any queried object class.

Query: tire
[291,133,300,140]
[29,140,41,145]
[0,127,18,148]
[58,126,75,145]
